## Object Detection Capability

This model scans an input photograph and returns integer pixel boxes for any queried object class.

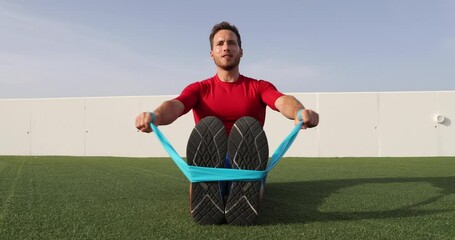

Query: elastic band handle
[297,109,304,123]
[150,112,156,124]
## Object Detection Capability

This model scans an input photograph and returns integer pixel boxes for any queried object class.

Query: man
[136,22,319,225]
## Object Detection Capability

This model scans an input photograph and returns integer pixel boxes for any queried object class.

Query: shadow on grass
[258,176,455,225]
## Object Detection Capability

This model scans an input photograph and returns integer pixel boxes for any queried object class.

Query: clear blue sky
[1,0,454,98]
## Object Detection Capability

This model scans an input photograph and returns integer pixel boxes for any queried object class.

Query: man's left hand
[296,109,319,129]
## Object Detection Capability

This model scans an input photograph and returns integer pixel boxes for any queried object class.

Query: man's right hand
[135,112,153,133]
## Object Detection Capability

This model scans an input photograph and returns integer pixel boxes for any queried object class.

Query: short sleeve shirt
[174,74,284,134]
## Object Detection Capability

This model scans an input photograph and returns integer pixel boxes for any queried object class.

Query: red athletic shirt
[174,74,284,134]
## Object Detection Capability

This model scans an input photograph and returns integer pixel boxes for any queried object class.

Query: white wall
[0,100,31,155]
[1,91,454,157]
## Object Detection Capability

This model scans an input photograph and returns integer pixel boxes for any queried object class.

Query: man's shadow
[258,176,455,225]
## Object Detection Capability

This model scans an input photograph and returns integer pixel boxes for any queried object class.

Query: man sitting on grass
[136,21,319,225]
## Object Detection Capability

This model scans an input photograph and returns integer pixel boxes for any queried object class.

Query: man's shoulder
[198,76,216,85]
[242,75,258,82]
[241,75,273,85]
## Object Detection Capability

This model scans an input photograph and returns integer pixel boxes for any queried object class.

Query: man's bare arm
[135,100,185,133]
[274,95,319,129]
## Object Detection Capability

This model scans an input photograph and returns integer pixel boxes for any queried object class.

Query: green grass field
[0,156,454,239]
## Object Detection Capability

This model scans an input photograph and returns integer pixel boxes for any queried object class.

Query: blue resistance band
[150,110,304,182]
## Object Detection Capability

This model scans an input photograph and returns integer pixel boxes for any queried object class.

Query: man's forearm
[274,95,305,120]
[153,100,185,126]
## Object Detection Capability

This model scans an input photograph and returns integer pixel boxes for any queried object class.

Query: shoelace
[149,110,304,182]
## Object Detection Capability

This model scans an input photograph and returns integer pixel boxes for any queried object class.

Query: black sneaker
[225,116,269,225]
[186,116,227,224]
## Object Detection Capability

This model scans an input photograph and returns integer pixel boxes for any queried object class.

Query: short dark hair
[209,21,242,50]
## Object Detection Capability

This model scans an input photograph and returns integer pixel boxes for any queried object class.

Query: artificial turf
[0,156,454,239]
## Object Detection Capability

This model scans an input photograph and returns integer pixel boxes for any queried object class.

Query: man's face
[210,29,243,71]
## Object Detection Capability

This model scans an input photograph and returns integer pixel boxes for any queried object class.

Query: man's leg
[225,116,269,225]
[186,116,227,224]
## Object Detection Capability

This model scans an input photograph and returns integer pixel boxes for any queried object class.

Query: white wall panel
[318,93,379,157]
[437,92,455,156]
[30,99,85,155]
[378,92,439,157]
[84,97,144,156]
[0,100,31,155]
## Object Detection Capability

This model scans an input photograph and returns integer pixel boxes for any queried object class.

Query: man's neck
[216,68,240,83]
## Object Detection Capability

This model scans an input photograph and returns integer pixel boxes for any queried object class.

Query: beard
[213,55,241,71]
